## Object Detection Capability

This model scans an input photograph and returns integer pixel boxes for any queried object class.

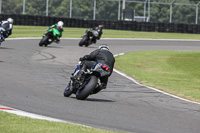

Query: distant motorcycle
[39,28,60,47]
[79,29,96,47]
[64,61,109,100]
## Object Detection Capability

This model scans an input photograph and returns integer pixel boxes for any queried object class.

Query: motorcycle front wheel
[76,75,98,100]
[79,35,87,47]
[64,81,73,97]
[39,35,49,47]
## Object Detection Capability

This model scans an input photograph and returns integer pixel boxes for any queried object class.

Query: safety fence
[1,14,200,34]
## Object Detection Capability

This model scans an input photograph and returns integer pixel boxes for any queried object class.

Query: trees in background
[2,0,22,14]
[1,0,199,24]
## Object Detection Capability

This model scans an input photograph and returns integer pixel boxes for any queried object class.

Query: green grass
[115,51,200,103]
[2,26,200,133]
[0,111,121,133]
[10,25,200,40]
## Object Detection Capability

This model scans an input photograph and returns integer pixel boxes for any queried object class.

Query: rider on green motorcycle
[48,21,64,44]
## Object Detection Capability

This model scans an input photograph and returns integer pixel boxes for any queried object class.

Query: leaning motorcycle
[79,29,96,47]
[39,28,60,47]
[64,61,109,100]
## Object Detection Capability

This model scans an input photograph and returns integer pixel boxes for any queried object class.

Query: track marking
[0,105,91,128]
[114,53,200,105]
[0,105,67,122]
[0,107,13,110]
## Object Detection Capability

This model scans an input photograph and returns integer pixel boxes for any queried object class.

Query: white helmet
[98,44,109,51]
[57,21,64,27]
[7,18,14,24]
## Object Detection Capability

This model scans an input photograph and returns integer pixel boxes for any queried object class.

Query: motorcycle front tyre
[79,35,87,47]
[39,35,49,47]
[64,82,73,97]
[76,75,98,100]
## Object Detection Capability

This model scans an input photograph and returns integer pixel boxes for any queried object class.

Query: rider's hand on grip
[79,57,84,61]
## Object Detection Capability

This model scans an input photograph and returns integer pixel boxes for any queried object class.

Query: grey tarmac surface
[0,39,200,133]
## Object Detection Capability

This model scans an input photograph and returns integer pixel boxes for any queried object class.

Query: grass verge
[0,111,121,133]
[11,25,200,40]
[115,51,200,103]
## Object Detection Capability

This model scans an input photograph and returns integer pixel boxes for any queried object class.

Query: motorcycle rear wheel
[76,75,98,100]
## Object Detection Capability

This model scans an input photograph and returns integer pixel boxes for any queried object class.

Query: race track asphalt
[0,38,200,133]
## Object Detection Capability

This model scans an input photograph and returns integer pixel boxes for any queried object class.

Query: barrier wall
[1,14,200,34]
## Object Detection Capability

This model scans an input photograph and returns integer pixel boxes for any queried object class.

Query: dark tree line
[1,0,200,24]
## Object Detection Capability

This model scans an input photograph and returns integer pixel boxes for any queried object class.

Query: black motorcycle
[79,29,96,47]
[64,61,109,100]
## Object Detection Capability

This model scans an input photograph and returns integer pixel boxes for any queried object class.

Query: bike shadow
[0,47,14,50]
[86,97,116,102]
[44,46,63,49]
[70,96,115,102]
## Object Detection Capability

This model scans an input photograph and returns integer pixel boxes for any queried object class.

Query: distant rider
[0,18,14,41]
[79,44,115,94]
[91,25,103,43]
[48,21,64,43]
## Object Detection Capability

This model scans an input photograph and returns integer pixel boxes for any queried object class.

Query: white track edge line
[0,105,91,128]
[114,53,200,105]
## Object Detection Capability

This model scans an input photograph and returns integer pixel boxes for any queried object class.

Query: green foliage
[0,111,120,133]
[1,0,199,23]
[48,0,70,17]
[72,0,93,19]
[2,0,22,14]
[173,5,196,24]
[96,0,119,20]
[25,0,46,16]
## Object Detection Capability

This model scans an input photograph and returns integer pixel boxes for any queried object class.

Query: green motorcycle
[39,28,60,47]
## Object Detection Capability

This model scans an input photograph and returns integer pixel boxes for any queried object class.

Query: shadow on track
[86,98,116,102]
[42,46,63,49]
[0,47,14,50]
[68,97,115,102]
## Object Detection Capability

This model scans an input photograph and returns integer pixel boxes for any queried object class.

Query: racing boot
[55,35,60,44]
[91,83,106,94]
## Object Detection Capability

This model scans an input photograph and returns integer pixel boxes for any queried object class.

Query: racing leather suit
[91,27,103,43]
[79,49,115,93]
[0,21,13,40]
[49,24,64,42]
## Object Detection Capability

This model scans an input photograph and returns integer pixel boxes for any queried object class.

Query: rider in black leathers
[79,44,115,94]
[91,25,103,43]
